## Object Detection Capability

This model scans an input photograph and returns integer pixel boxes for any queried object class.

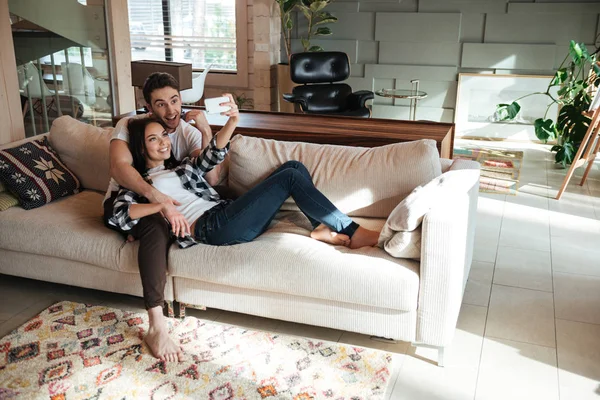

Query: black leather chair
[283,52,374,118]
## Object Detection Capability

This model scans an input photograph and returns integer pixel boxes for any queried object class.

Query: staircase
[9,0,106,50]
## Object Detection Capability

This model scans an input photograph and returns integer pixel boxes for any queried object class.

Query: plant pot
[277,63,296,113]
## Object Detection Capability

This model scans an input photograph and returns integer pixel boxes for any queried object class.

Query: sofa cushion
[228,135,442,218]
[0,190,136,273]
[49,115,113,192]
[0,192,19,211]
[378,167,481,259]
[0,137,81,210]
[168,213,420,311]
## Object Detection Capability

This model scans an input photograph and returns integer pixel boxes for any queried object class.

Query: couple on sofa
[103,72,380,362]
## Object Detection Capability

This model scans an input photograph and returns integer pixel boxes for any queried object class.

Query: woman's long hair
[127,117,178,181]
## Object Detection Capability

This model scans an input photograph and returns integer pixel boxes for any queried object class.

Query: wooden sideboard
[114,108,455,159]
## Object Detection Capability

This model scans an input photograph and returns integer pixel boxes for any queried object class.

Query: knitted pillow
[0,137,80,210]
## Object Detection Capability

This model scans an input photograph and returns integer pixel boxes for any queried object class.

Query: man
[103,72,225,363]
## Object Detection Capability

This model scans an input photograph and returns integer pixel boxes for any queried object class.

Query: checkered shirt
[107,137,230,248]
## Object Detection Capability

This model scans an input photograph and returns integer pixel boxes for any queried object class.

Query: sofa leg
[178,302,186,319]
[438,347,445,368]
[411,343,446,367]
[164,301,175,318]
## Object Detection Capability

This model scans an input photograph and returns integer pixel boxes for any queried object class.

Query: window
[127,0,247,86]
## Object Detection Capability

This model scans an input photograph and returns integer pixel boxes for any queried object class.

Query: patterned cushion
[0,137,80,210]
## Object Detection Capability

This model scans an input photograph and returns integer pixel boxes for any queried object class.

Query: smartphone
[204,96,231,114]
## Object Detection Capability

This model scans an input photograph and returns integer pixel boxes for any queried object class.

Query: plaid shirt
[107,137,230,248]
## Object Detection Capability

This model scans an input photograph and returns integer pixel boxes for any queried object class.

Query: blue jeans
[194,161,359,245]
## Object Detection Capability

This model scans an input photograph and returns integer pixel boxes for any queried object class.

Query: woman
[110,101,380,251]
[107,98,380,363]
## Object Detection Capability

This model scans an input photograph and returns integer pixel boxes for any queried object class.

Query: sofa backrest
[48,115,113,192]
[228,135,442,218]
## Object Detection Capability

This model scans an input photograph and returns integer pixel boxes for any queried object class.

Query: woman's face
[144,122,171,168]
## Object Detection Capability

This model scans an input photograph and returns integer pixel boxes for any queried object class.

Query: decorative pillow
[0,137,80,210]
[0,191,19,211]
[228,135,442,218]
[378,167,480,259]
[49,115,113,192]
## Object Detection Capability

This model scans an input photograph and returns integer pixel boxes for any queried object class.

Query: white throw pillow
[379,168,480,259]
[228,135,442,218]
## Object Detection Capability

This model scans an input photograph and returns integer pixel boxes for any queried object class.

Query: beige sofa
[0,116,479,366]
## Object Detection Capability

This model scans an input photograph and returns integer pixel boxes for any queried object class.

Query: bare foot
[145,306,183,362]
[349,226,380,249]
[145,326,184,363]
[310,224,351,246]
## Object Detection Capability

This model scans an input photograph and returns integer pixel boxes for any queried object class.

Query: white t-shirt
[148,165,218,223]
[104,113,204,201]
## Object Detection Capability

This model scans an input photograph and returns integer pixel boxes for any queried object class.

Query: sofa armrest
[348,90,374,110]
[415,167,479,347]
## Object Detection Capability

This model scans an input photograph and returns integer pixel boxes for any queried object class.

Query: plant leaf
[308,45,323,52]
[314,16,337,25]
[301,38,310,51]
[309,1,327,13]
[315,27,332,35]
[495,102,521,121]
[550,68,568,86]
[534,118,556,143]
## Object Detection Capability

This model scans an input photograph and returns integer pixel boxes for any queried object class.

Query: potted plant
[495,40,600,166]
[275,0,299,112]
[296,0,337,52]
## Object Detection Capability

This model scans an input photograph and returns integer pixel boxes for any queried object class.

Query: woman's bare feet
[145,306,184,363]
[310,224,351,246]
[349,226,380,249]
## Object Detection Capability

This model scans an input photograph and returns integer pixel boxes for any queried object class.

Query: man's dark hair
[142,72,180,104]
[128,117,178,179]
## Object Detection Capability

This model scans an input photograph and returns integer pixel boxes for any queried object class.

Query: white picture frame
[455,73,559,142]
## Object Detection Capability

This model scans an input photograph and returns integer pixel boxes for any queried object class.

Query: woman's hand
[184,109,213,139]
[214,93,239,149]
[220,93,239,120]
[161,203,190,237]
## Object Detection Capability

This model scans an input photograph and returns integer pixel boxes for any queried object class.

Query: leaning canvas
[455,73,559,142]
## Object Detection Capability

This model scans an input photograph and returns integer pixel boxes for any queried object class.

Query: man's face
[147,86,181,132]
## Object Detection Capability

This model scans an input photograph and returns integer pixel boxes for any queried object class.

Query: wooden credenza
[114,108,455,159]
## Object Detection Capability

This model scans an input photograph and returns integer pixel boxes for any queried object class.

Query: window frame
[128,0,248,89]
[203,0,248,88]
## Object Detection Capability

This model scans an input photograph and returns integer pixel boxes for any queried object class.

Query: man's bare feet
[349,226,380,249]
[310,224,351,246]
[145,306,184,362]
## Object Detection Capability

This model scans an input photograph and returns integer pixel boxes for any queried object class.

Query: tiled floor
[1,139,599,399]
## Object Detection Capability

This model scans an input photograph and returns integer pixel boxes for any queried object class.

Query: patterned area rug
[0,301,394,399]
[454,146,524,195]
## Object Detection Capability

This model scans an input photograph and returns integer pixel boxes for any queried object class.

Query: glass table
[375,80,428,121]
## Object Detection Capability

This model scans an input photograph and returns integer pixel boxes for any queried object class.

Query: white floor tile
[499,202,550,252]
[486,285,555,348]
[556,319,600,400]
[473,237,498,263]
[554,272,600,325]
[551,236,600,277]
[494,246,553,292]
[389,304,486,400]
[463,261,494,307]
[475,338,559,400]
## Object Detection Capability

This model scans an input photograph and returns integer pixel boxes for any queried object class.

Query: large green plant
[495,41,600,166]
[275,0,299,61]
[296,0,337,52]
